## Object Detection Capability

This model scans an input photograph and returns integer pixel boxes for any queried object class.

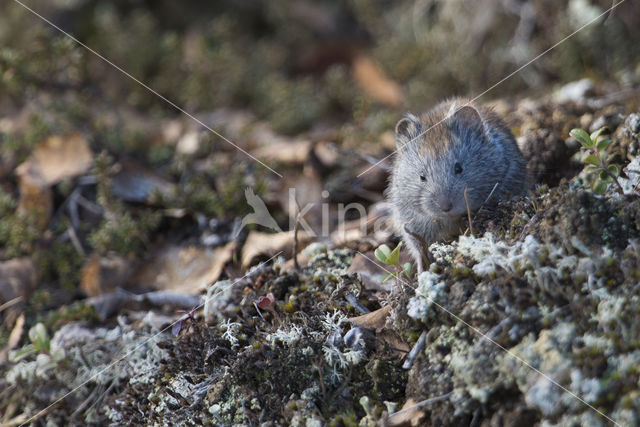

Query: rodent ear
[395,114,422,149]
[451,105,484,137]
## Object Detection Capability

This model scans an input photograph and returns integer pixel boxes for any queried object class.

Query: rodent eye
[454,162,463,175]
[419,173,426,182]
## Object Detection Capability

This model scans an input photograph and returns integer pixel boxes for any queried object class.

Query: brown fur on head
[387,98,529,270]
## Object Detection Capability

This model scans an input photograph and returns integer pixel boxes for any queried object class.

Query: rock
[620,156,640,193]
[552,78,593,103]
[614,112,640,160]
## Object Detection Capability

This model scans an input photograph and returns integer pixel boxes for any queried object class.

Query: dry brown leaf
[331,202,393,248]
[87,289,202,319]
[350,305,410,356]
[252,138,313,165]
[352,54,405,108]
[241,230,313,269]
[281,251,311,271]
[131,241,236,294]
[80,253,133,297]
[346,252,391,291]
[0,258,38,309]
[0,314,25,365]
[349,305,391,329]
[313,142,339,167]
[20,134,93,186]
[387,398,426,427]
[15,167,53,229]
[15,134,93,228]
[376,328,411,355]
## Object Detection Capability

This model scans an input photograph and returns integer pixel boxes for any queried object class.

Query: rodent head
[393,104,506,217]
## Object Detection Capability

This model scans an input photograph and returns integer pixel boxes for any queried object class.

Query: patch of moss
[35,302,98,332]
[0,209,42,260]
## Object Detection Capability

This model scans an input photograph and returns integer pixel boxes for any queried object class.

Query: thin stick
[293,211,302,270]
[402,330,427,370]
[464,187,473,236]
[0,296,23,314]
[345,293,370,315]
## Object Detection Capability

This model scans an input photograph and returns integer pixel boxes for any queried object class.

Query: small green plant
[10,323,51,362]
[374,242,413,282]
[570,127,624,194]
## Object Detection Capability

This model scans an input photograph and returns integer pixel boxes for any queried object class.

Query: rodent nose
[437,196,453,213]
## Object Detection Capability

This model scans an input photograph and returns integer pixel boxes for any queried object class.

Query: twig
[0,296,23,314]
[293,211,302,270]
[464,187,473,236]
[345,293,370,315]
[471,182,500,222]
[71,382,102,419]
[292,194,305,270]
[66,225,86,257]
[312,357,327,404]
[517,212,539,241]
[402,330,427,370]
[587,87,640,109]
[593,147,625,194]
[253,302,266,321]
[479,316,514,344]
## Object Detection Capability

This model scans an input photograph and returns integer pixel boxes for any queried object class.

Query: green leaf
[600,170,613,182]
[584,155,601,167]
[596,138,612,151]
[9,344,37,363]
[28,323,50,353]
[375,244,392,263]
[571,128,593,147]
[387,242,402,266]
[593,180,608,194]
[608,164,620,177]
[402,262,413,278]
[590,127,607,144]
[381,272,395,283]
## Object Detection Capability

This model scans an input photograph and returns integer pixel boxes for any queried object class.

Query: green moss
[34,302,98,332]
[35,233,84,291]
[0,209,42,259]
[89,209,161,256]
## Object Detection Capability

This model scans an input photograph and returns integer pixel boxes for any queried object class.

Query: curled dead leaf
[349,305,391,329]
[241,230,313,269]
[387,398,426,427]
[15,134,93,228]
[346,252,391,292]
[0,258,38,313]
[0,313,24,365]
[80,253,133,297]
[352,54,405,108]
[252,138,313,165]
[15,166,53,229]
[130,241,236,294]
[18,134,93,186]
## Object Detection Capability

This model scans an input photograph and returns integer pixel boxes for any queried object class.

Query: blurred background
[1,0,639,317]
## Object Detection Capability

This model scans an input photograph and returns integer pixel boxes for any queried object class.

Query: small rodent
[386,98,529,272]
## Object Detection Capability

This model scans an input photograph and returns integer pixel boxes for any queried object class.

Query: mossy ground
[2,1,640,425]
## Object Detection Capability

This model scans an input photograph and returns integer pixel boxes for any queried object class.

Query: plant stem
[600,157,625,194]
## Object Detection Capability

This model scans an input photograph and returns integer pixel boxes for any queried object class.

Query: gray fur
[386,98,529,271]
